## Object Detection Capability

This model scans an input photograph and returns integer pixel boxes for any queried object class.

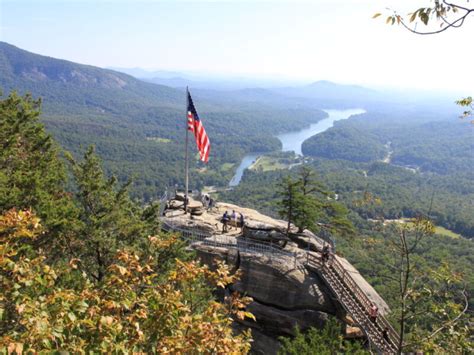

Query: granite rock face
[192,246,335,354]
[161,200,390,354]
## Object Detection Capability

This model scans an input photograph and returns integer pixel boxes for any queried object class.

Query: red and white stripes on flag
[187,91,210,163]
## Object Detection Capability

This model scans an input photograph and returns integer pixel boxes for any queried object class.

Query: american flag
[187,90,210,163]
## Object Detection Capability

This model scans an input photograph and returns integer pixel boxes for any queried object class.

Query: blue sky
[1,0,472,93]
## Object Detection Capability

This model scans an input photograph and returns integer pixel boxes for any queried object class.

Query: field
[249,156,297,172]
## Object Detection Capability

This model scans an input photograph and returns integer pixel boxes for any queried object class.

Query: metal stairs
[305,253,400,354]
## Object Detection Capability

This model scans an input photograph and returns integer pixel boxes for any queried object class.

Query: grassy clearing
[433,226,461,239]
[380,218,462,239]
[146,137,172,143]
[250,156,289,172]
[220,163,235,172]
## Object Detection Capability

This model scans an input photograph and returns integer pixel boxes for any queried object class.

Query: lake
[229,108,366,186]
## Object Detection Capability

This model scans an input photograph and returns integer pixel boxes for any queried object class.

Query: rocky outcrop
[244,302,329,336]
[161,199,390,354]
[234,255,334,313]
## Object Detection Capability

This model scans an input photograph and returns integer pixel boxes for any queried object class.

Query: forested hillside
[0,42,326,200]
[303,109,472,175]
[219,166,474,315]
[298,107,473,237]
[0,92,253,351]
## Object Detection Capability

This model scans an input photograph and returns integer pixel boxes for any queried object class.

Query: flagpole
[184,86,189,214]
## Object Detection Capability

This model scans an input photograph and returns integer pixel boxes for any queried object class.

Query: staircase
[162,220,400,353]
[305,253,400,354]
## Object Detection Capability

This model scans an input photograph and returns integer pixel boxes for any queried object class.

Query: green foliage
[355,219,471,353]
[0,209,252,353]
[0,42,327,200]
[277,167,354,235]
[0,92,253,352]
[298,108,474,237]
[0,91,77,246]
[277,175,300,233]
[66,145,162,281]
[302,124,386,162]
[222,166,473,352]
[278,319,368,355]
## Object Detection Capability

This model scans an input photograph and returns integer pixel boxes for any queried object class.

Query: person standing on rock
[201,194,210,208]
[222,211,229,233]
[239,213,245,232]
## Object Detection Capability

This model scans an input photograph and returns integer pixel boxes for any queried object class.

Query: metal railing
[328,256,400,347]
[162,219,400,352]
[162,221,298,264]
[305,253,399,352]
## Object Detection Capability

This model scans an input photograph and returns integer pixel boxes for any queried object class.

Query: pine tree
[278,167,354,236]
[66,145,161,281]
[0,92,76,247]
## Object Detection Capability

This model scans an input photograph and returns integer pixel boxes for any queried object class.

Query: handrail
[162,219,400,352]
[323,266,393,352]
[162,221,297,261]
[328,256,400,347]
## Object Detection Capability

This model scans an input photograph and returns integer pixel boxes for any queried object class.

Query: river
[229,108,366,187]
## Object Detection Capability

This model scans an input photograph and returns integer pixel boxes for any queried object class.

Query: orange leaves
[204,259,241,289]
[225,292,255,321]
[1,210,252,353]
[0,208,41,243]
[7,342,24,354]
[148,234,178,248]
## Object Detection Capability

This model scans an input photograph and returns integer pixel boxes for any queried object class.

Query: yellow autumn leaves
[1,209,253,353]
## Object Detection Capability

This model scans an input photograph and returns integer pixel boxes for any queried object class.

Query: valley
[1,40,472,353]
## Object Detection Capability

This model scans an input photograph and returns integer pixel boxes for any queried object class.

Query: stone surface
[233,253,335,313]
[161,199,391,352]
[243,223,289,243]
[288,230,323,252]
[244,301,329,336]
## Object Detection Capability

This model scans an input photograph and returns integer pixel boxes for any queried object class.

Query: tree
[373,218,470,353]
[278,319,368,355]
[0,92,76,247]
[65,146,161,282]
[0,209,253,352]
[278,175,301,234]
[278,167,354,236]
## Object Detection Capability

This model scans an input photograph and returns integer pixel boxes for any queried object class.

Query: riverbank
[229,108,366,186]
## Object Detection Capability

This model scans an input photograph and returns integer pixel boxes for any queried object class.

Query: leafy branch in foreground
[455,96,473,123]
[373,217,471,353]
[374,1,474,35]
[0,209,252,353]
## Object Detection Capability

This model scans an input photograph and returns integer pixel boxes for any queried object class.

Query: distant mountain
[108,67,186,80]
[111,66,313,90]
[272,80,378,107]
[0,42,183,113]
[0,42,327,199]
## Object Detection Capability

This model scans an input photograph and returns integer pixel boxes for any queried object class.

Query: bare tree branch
[396,6,473,35]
